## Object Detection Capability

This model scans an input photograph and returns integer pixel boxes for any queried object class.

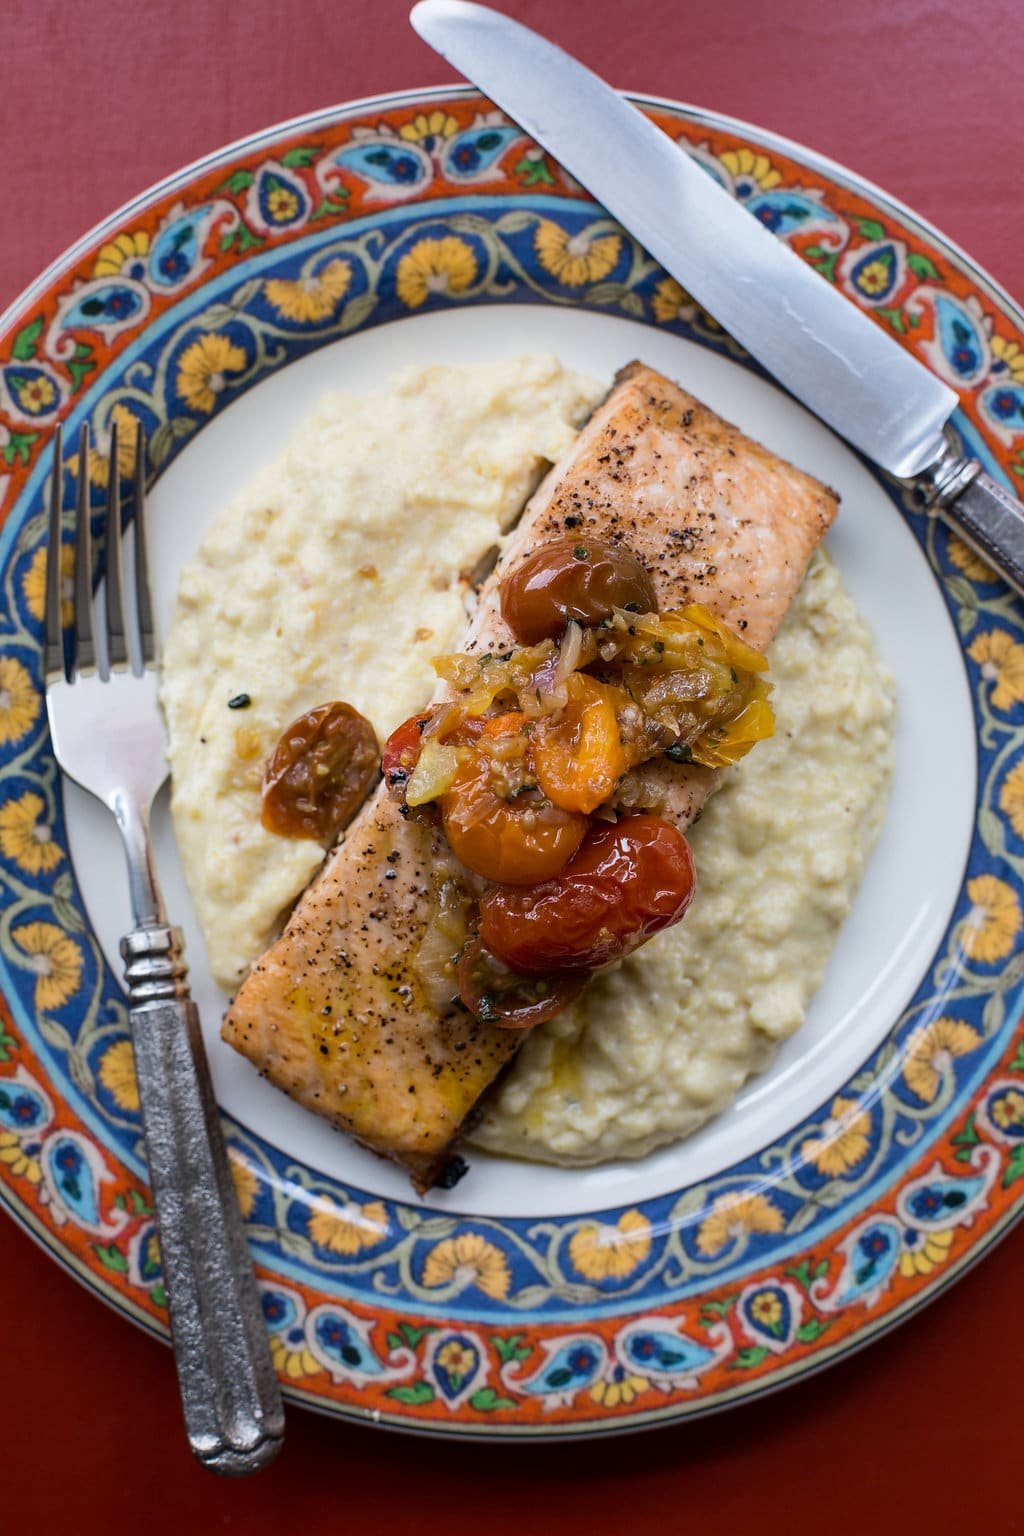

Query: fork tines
[45,420,155,684]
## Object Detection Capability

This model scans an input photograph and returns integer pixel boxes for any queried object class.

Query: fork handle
[123,924,285,1474]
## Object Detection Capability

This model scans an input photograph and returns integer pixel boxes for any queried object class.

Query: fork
[44,420,285,1474]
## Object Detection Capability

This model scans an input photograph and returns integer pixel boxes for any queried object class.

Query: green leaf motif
[222,169,255,195]
[128,1189,151,1216]
[0,1031,16,1063]
[796,1317,831,1344]
[876,306,907,335]
[1002,1145,1024,1190]
[11,316,44,361]
[907,251,941,281]
[386,1381,435,1406]
[92,1242,129,1274]
[310,192,350,221]
[2,431,39,467]
[856,217,887,241]
[1009,1041,1024,1075]
[150,1284,167,1310]
[730,1345,769,1371]
[386,1332,404,1353]
[700,1295,738,1319]
[784,1261,813,1288]
[68,358,96,392]
[492,1333,531,1364]
[515,154,556,187]
[469,1387,518,1412]
[399,1322,435,1350]
[281,145,321,169]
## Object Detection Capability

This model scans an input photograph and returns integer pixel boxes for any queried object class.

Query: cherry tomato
[479,814,696,972]
[381,711,433,794]
[262,702,379,844]
[457,939,586,1029]
[441,746,587,885]
[500,537,658,644]
[533,673,628,814]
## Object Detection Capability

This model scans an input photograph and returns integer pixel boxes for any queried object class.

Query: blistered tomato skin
[381,712,432,795]
[262,702,379,844]
[440,751,587,885]
[500,537,658,644]
[479,814,696,973]
[457,939,586,1028]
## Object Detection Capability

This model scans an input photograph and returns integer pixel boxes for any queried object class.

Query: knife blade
[411,0,1024,596]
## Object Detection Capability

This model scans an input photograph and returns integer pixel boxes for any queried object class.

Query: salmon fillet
[221,363,838,1190]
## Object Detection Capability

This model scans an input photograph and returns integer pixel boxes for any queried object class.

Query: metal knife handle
[122,924,284,1475]
[920,443,1024,597]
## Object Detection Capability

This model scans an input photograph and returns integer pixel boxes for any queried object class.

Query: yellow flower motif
[652,276,695,324]
[800,1095,872,1177]
[143,1231,161,1276]
[992,1087,1024,1130]
[999,760,1024,839]
[991,334,1024,382]
[175,333,247,414]
[93,230,150,279]
[395,236,477,308]
[399,109,459,142]
[98,1038,140,1111]
[0,791,62,876]
[264,258,352,323]
[266,184,300,223]
[719,147,782,191]
[947,536,993,583]
[968,629,1024,711]
[590,1373,648,1408]
[11,920,82,1012]
[269,1335,321,1379]
[71,401,143,488]
[22,543,74,630]
[898,1228,954,1278]
[229,1150,260,1218]
[749,1291,783,1328]
[436,1339,476,1375]
[533,220,621,286]
[14,376,56,413]
[568,1209,652,1281]
[0,1130,42,1184]
[421,1232,511,1299]
[854,259,893,297]
[961,874,1021,963]
[0,656,40,746]
[307,1193,388,1255]
[697,1190,784,1257]
[902,1016,982,1102]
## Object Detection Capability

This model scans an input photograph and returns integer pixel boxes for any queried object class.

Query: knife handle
[920,446,1024,598]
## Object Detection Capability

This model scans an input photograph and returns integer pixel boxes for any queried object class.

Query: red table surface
[3,0,1022,1529]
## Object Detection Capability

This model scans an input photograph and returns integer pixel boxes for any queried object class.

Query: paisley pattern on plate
[0,88,1022,1435]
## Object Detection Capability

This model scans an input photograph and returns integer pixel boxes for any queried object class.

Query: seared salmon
[221,363,838,1190]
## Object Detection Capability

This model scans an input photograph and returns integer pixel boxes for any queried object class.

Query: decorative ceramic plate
[1,86,1022,1439]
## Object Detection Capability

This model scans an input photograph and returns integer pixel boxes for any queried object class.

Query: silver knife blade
[411,0,957,480]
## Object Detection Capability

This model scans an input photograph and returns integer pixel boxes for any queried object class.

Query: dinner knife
[411,0,1024,596]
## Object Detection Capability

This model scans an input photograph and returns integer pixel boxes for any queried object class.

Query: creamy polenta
[163,357,895,1165]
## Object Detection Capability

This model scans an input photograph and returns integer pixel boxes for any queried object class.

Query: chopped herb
[730,667,738,684]
[477,993,500,1024]
[572,545,589,560]
[653,640,665,654]
[416,716,429,732]
[227,692,251,710]
[665,742,694,764]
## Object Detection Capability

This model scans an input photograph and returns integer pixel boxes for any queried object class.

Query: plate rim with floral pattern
[0,84,1022,1439]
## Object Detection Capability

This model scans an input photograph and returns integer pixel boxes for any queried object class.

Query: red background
[3,0,1022,1529]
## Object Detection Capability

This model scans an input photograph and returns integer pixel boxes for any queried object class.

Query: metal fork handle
[122,924,285,1474]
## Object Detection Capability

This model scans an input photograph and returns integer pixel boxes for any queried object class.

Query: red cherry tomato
[500,537,658,644]
[381,712,433,795]
[261,702,379,844]
[479,814,696,973]
[441,749,587,885]
[457,939,586,1029]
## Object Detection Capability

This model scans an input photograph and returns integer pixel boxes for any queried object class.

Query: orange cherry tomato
[533,673,628,814]
[261,702,379,844]
[479,814,696,972]
[440,744,587,885]
[500,537,658,644]
[457,939,586,1028]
